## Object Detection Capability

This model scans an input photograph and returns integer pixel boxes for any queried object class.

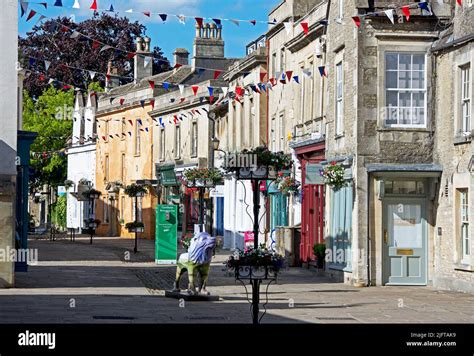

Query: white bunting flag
[125,9,133,13]
[70,31,80,39]
[283,21,293,35]
[274,71,281,81]
[89,71,96,80]
[179,84,184,96]
[230,19,240,26]
[177,15,186,25]
[384,9,395,24]
[144,56,152,68]
[72,0,80,9]
[48,79,54,85]
[221,87,229,97]
[302,69,312,78]
[100,45,113,53]
[44,60,51,71]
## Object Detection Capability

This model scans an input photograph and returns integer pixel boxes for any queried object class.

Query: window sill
[454,263,474,272]
[377,127,432,133]
[335,133,344,139]
[453,135,472,145]
[134,154,141,157]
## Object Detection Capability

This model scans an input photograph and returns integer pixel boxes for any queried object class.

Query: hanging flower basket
[226,245,285,279]
[183,168,223,187]
[124,184,147,197]
[125,221,144,233]
[83,188,102,200]
[84,218,101,230]
[276,176,300,195]
[321,162,347,190]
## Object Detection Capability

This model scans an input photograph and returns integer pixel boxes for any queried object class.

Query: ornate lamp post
[84,188,101,244]
[124,183,147,253]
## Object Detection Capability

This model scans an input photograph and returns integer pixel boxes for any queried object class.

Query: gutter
[431,33,474,54]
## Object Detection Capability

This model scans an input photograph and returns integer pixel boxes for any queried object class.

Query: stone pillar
[210,23,216,39]
[203,23,210,39]
[195,23,202,38]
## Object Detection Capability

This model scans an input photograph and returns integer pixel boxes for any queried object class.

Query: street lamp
[84,189,101,244]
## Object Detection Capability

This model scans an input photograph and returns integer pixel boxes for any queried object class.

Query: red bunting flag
[209,95,214,104]
[402,6,410,21]
[26,10,37,21]
[92,40,100,49]
[213,70,222,80]
[192,86,199,96]
[143,11,151,17]
[61,26,69,33]
[260,72,267,82]
[106,74,111,81]
[457,0,462,6]
[250,20,256,26]
[180,98,186,103]
[119,98,125,105]
[102,136,107,141]
[39,74,46,81]
[301,22,309,35]
[352,16,361,27]
[173,115,178,124]
[195,17,204,27]
[90,0,97,10]
[285,71,293,81]
[235,86,244,97]
[149,80,155,90]
[126,52,136,60]
[128,119,133,126]
[269,77,277,86]
[174,63,183,69]
[150,99,155,109]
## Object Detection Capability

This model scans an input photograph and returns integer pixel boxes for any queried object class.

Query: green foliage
[22,87,74,191]
[322,162,347,190]
[313,244,326,259]
[124,184,147,197]
[51,195,67,229]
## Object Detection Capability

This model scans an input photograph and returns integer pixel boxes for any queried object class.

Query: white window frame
[335,61,344,136]
[384,52,427,128]
[460,64,471,134]
[191,121,198,157]
[460,189,470,264]
[160,128,165,161]
[338,0,344,20]
[135,120,141,155]
[175,125,181,159]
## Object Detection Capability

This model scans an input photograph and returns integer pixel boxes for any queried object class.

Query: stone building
[431,3,473,292]
[0,0,19,287]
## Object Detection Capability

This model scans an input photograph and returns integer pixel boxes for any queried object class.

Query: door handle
[384,230,388,244]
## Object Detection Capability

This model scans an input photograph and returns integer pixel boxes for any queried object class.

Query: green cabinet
[155,205,178,264]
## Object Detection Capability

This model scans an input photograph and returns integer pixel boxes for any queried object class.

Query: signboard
[306,164,324,185]
[209,185,225,198]
[57,186,66,196]
[155,205,178,264]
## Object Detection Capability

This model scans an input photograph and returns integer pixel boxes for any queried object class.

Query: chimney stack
[105,60,120,93]
[134,36,153,82]
[173,48,189,67]
[192,23,224,69]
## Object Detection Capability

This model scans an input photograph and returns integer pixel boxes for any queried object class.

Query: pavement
[0,235,473,324]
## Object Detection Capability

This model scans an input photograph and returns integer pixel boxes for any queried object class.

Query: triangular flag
[456,0,462,6]
[301,22,309,35]
[108,4,114,12]
[92,40,101,49]
[44,60,51,71]
[109,97,114,105]
[149,80,155,90]
[197,68,205,77]
[208,87,214,97]
[90,0,97,11]
[195,17,204,27]
[418,2,430,12]
[150,99,155,109]
[213,19,222,26]
[285,71,293,81]
[105,74,111,82]
[143,12,151,17]
[352,16,361,27]
[174,63,183,69]
[140,100,145,108]
[284,22,293,35]
[128,132,132,137]
[250,20,256,26]
[402,6,410,21]
[73,0,80,9]
[54,0,63,6]
[222,87,229,97]
[163,82,170,90]
[173,115,178,124]
[125,9,133,13]
[177,15,186,24]
[159,118,164,127]
[100,45,113,53]
[26,10,37,22]
[318,66,327,77]
[20,1,28,17]
[179,84,185,96]
[159,14,168,22]
[293,76,300,84]
[192,86,199,96]
[70,31,80,39]
[119,98,125,105]
[214,70,222,80]
[235,86,244,97]
[126,52,136,60]
[260,72,267,82]
[89,71,96,80]
[384,9,395,24]
[143,57,152,68]
[230,19,240,26]
[128,120,133,126]
[137,119,143,125]
[102,136,107,141]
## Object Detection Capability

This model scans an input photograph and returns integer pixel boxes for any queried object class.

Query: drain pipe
[366,172,371,287]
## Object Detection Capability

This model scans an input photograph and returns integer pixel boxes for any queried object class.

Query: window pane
[411,70,424,89]
[412,55,425,71]
[400,92,411,107]
[399,54,412,70]
[386,91,398,107]
[400,108,412,125]
[399,71,410,89]
[386,53,398,70]
[412,92,425,108]
[386,71,398,88]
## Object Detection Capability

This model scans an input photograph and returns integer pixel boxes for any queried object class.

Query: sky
[19,0,281,61]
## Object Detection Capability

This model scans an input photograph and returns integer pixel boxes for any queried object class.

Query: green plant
[124,183,147,197]
[125,221,144,230]
[64,179,74,189]
[51,195,67,229]
[313,243,326,268]
[180,233,194,250]
[83,188,102,199]
[226,244,285,272]
[276,176,300,194]
[183,168,223,184]
[322,161,347,190]
[223,146,292,173]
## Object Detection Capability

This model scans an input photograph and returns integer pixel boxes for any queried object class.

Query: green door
[383,199,427,285]
[156,205,178,265]
[270,193,288,231]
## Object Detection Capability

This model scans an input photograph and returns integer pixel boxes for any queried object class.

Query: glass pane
[386,71,398,88]
[411,70,424,89]
[386,53,398,70]
[386,106,398,125]
[413,108,425,125]
[416,181,425,194]
[386,91,398,107]
[399,54,412,70]
[412,55,425,71]
[399,71,410,89]
[393,181,417,194]
[384,181,393,194]
[388,203,423,248]
[412,92,425,107]
[400,92,411,107]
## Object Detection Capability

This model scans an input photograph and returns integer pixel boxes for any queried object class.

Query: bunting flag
[197,68,205,77]
[384,9,395,24]
[260,72,267,82]
[159,117,165,127]
[54,0,63,6]
[208,87,214,97]
[125,9,133,13]
[235,86,244,97]
[352,16,361,28]
[173,115,178,124]
[28,58,36,67]
[284,22,293,35]
[250,20,256,26]
[109,97,114,105]
[177,15,186,24]
[180,98,186,103]
[126,52,136,60]
[137,119,143,126]
[26,10,37,22]
[143,11,151,17]
[144,56,152,68]
[285,71,293,81]
[318,66,327,77]
[128,132,132,137]
[195,17,204,27]
[140,100,145,108]
[179,84,185,96]
[213,18,222,26]
[72,0,80,9]
[163,82,170,90]
[128,119,133,126]
[150,99,155,110]
[293,76,300,84]
[159,14,168,22]
[230,19,240,26]
[419,2,430,12]
[89,71,96,79]
[119,98,125,106]
[20,1,28,17]
[70,31,80,39]
[213,70,222,79]
[149,80,155,90]
[192,86,199,96]
[402,6,411,21]
[44,60,51,71]
[457,0,462,6]
[301,22,309,35]
[108,4,115,12]
[100,45,113,53]
[90,0,98,11]
[222,87,229,97]
[174,63,183,69]
[92,40,101,49]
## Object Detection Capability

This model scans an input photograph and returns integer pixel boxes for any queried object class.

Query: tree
[22,86,74,191]
[19,12,169,97]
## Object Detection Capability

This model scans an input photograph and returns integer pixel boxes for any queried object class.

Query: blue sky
[19,0,280,60]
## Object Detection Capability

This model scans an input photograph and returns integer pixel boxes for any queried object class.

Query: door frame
[382,197,428,285]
